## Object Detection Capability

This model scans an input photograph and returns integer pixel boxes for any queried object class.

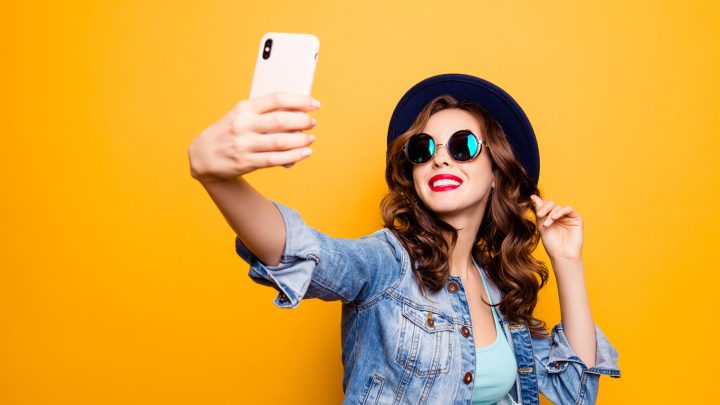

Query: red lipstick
[428,174,463,192]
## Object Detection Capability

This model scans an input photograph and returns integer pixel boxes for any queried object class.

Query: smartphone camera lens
[262,38,273,60]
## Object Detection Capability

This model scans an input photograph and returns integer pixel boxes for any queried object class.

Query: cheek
[466,163,494,191]
[412,169,423,192]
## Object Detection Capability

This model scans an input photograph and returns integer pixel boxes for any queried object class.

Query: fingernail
[311,118,317,125]
[308,134,316,142]
[311,98,321,108]
[302,148,313,156]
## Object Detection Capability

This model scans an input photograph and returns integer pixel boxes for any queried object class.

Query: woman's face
[412,108,495,223]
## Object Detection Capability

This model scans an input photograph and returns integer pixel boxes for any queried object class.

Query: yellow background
[2,1,718,403]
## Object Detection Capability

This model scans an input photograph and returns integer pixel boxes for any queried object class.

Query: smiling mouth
[428,175,462,191]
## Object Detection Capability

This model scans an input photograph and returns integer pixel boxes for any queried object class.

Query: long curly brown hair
[380,95,550,338]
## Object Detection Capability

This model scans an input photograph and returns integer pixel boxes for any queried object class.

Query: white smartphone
[249,32,320,99]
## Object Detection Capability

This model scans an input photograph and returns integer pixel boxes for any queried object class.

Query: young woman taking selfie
[188,74,621,404]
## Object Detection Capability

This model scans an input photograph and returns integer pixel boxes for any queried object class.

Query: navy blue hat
[387,73,540,185]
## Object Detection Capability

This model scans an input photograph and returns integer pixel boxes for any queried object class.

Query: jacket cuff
[234,200,321,309]
[546,323,621,378]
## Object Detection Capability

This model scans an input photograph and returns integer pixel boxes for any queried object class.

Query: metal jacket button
[461,326,470,337]
[279,293,289,303]
[463,371,473,384]
[447,282,459,294]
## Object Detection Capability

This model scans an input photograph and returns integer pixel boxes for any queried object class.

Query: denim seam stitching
[354,231,408,313]
[309,273,352,302]
[574,371,589,405]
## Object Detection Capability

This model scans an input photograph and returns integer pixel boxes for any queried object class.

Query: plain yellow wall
[1,1,718,403]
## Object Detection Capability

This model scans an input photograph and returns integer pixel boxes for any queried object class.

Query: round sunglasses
[403,129,487,165]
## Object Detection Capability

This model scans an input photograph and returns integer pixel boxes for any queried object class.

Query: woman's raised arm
[188,92,320,266]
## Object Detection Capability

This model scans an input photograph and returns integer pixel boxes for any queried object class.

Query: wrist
[549,255,583,266]
[195,174,240,186]
[550,257,585,281]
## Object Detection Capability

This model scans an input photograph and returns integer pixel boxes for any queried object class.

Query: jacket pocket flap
[402,304,454,333]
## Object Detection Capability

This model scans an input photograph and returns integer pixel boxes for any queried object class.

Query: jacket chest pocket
[394,303,454,376]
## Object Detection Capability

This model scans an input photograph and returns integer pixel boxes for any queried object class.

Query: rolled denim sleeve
[532,323,621,404]
[234,200,402,309]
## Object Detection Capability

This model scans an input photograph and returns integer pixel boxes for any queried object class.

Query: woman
[188,74,621,404]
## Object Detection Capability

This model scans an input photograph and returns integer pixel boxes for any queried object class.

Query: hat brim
[387,73,540,185]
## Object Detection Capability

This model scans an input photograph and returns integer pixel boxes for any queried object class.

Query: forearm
[551,257,597,368]
[199,176,285,266]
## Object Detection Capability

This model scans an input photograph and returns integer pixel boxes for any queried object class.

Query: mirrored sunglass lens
[407,134,434,163]
[448,131,479,161]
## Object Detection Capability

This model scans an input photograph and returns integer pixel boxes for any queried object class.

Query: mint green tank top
[471,259,517,405]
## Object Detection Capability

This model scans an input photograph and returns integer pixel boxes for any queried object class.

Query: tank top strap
[473,258,500,324]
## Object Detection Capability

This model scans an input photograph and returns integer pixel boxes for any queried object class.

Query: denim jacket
[234,200,622,404]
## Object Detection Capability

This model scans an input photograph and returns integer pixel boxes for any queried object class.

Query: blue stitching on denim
[354,229,408,312]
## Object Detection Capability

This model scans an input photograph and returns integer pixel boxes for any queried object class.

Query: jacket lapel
[477,264,540,405]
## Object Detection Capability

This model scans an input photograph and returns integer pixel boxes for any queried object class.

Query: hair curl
[380,95,550,338]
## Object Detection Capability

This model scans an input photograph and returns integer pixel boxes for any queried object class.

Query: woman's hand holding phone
[188,91,320,184]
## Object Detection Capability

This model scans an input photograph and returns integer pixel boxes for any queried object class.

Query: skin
[413,108,597,366]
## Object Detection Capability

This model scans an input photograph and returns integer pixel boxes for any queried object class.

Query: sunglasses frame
[403,129,488,165]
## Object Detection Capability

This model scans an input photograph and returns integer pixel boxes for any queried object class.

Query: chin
[423,195,484,216]
[424,201,465,215]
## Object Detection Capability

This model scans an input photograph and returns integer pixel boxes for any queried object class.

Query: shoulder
[340,228,407,307]
[361,228,409,270]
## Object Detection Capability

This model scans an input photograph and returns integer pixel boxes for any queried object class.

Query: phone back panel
[249,32,319,98]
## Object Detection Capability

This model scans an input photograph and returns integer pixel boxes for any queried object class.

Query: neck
[448,227,479,278]
[441,201,488,278]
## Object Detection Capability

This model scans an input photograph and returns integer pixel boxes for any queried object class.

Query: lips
[428,174,463,192]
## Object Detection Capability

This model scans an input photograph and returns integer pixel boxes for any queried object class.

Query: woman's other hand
[530,194,584,262]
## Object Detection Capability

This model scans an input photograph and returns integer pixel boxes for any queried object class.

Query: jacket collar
[382,228,507,321]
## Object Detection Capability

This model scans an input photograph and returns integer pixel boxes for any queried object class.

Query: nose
[432,143,452,167]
